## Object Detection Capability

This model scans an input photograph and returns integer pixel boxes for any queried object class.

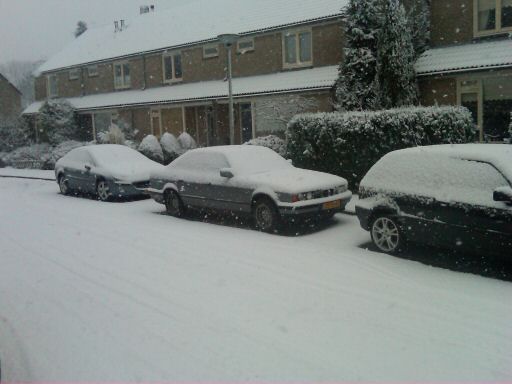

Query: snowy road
[0,176,511,382]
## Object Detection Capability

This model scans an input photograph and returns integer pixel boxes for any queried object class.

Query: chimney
[120,20,125,30]
[140,5,155,14]
[150,5,155,11]
[114,20,119,32]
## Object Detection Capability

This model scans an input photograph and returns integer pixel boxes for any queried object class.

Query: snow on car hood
[238,168,347,193]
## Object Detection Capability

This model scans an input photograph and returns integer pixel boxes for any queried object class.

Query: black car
[355,144,512,256]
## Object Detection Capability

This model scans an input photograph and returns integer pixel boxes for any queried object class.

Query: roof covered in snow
[0,72,22,95]
[416,39,512,75]
[23,65,338,114]
[36,0,346,74]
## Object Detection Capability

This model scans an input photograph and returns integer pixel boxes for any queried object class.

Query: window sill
[283,62,314,70]
[474,29,512,38]
[114,86,131,91]
[163,78,183,85]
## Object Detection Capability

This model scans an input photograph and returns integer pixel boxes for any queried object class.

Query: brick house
[0,72,22,122]
[24,0,345,145]
[416,0,512,142]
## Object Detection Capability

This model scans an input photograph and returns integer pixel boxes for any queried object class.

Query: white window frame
[237,38,255,53]
[47,74,58,98]
[474,0,512,36]
[282,28,313,69]
[87,65,99,77]
[162,51,183,84]
[113,60,131,90]
[69,68,80,80]
[203,44,219,59]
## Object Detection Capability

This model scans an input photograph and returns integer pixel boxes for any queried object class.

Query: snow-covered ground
[0,175,511,382]
[0,167,55,180]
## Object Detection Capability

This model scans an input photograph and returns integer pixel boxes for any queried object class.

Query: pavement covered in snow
[0,174,511,382]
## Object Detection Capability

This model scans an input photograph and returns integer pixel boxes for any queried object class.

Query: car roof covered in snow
[36,0,346,74]
[360,144,512,208]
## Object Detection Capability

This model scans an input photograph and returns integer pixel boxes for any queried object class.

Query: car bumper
[355,205,372,231]
[109,181,148,198]
[277,191,352,217]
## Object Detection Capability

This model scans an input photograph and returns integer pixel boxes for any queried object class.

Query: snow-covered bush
[97,123,125,145]
[178,132,197,151]
[243,135,287,157]
[1,140,88,169]
[0,117,33,152]
[160,132,182,164]
[508,112,512,143]
[286,106,477,186]
[1,143,51,169]
[37,99,79,145]
[138,135,164,163]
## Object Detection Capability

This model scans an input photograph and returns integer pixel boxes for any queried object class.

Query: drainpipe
[142,55,147,90]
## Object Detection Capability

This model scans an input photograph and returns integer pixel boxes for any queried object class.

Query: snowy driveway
[0,176,511,382]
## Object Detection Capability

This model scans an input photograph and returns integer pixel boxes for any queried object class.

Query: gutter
[416,63,512,77]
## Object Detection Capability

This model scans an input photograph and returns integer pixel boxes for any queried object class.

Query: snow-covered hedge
[160,133,181,164]
[138,135,164,163]
[37,100,80,145]
[243,135,287,157]
[178,132,197,151]
[1,141,88,169]
[286,106,477,186]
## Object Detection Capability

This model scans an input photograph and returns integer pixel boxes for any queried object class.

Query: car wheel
[253,198,280,233]
[96,180,111,202]
[165,190,185,217]
[58,175,69,195]
[371,215,404,254]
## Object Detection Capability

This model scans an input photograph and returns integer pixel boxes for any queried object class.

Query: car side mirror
[493,187,512,203]
[220,168,234,178]
[85,164,92,171]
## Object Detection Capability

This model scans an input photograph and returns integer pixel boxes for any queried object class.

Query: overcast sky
[0,0,190,65]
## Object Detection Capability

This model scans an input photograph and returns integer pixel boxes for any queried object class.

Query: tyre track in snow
[1,178,512,381]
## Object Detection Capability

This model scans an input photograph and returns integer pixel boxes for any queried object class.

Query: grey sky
[0,0,188,65]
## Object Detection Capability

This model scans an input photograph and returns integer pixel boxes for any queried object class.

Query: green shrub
[286,106,476,187]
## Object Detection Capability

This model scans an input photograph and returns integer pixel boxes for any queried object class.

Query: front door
[240,103,253,144]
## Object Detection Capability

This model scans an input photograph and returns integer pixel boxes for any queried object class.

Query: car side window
[178,152,229,172]
[440,159,509,206]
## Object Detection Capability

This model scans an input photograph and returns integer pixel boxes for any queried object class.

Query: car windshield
[227,147,293,175]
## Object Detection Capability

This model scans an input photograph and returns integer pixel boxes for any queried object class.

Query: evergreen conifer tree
[375,0,418,109]
[335,0,382,111]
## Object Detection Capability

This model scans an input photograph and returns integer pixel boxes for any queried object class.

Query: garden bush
[286,106,476,187]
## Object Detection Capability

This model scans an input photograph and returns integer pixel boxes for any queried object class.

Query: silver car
[55,144,164,201]
[147,145,352,231]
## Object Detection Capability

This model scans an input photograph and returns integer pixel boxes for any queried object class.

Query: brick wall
[34,20,343,101]
[418,76,457,106]
[430,0,473,47]
[0,75,22,119]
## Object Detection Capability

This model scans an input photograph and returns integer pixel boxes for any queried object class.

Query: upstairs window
[69,68,80,80]
[475,0,512,35]
[203,44,219,59]
[163,52,183,83]
[47,74,58,98]
[114,61,131,89]
[87,65,98,77]
[237,38,255,53]
[283,29,312,68]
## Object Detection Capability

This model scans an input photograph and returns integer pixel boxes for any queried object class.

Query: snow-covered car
[355,144,512,256]
[55,144,164,201]
[147,145,352,231]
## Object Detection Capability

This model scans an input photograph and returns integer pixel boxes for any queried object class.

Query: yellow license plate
[323,200,341,210]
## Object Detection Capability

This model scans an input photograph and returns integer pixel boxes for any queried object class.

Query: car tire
[253,197,280,233]
[370,215,404,254]
[96,179,111,202]
[58,174,69,195]
[165,190,185,217]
